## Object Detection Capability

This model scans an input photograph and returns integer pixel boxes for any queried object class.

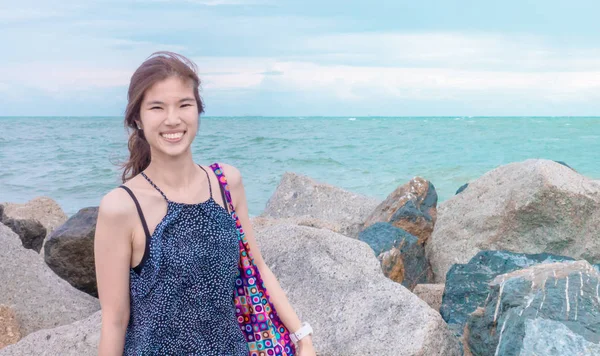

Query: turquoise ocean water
[1,116,599,217]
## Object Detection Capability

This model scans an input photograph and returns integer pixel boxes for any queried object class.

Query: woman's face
[137,76,199,158]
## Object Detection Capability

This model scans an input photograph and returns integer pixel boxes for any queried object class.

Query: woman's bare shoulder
[217,162,243,187]
[98,184,137,225]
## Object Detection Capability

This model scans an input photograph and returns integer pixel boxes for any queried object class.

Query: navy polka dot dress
[119,165,248,355]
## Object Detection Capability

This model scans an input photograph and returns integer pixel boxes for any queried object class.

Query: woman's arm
[222,164,316,354]
[94,188,136,356]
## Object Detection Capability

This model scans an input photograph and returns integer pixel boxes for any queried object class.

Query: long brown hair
[120,51,205,182]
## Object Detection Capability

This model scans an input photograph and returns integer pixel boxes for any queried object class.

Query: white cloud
[193,57,277,90]
[295,32,600,71]
[186,52,600,102]
[5,55,600,105]
[0,62,132,94]
[264,63,600,102]
[3,28,600,107]
[185,32,600,103]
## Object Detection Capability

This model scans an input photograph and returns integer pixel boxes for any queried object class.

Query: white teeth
[161,132,184,140]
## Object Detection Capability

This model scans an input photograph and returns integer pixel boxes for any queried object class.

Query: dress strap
[140,171,169,202]
[197,165,213,199]
[118,185,151,275]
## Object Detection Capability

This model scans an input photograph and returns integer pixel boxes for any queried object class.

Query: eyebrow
[146,97,195,106]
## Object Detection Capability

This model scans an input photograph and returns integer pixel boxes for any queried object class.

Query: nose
[165,107,182,126]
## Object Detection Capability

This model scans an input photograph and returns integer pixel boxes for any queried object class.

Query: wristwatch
[290,322,313,344]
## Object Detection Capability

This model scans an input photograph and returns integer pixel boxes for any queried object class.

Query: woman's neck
[144,150,200,193]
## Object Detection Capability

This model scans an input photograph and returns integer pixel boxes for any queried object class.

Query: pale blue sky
[2,0,600,116]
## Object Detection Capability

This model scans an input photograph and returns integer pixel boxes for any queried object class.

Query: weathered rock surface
[464,261,600,356]
[363,177,437,245]
[0,311,101,356]
[0,306,20,350]
[251,216,342,235]
[0,197,68,253]
[3,222,461,355]
[0,216,46,253]
[255,223,461,355]
[261,173,380,238]
[413,284,445,312]
[518,318,600,355]
[0,198,67,233]
[359,222,433,289]
[440,250,574,336]
[427,159,600,282]
[44,207,99,297]
[0,223,99,337]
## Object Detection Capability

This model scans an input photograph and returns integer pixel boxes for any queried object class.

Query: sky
[2,0,600,116]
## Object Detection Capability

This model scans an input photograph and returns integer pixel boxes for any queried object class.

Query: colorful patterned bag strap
[209,163,296,355]
[209,163,260,273]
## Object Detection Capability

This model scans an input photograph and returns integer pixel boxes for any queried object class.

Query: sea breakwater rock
[0,197,68,253]
[0,216,45,253]
[0,306,21,349]
[0,311,101,356]
[440,250,574,336]
[0,223,99,337]
[255,223,461,355]
[44,207,99,297]
[427,159,600,282]
[363,177,437,245]
[413,284,445,312]
[464,261,600,356]
[261,172,380,238]
[251,216,342,234]
[7,222,463,355]
[359,222,433,289]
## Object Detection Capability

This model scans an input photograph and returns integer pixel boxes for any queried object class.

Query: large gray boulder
[464,260,600,355]
[427,159,600,282]
[0,305,21,349]
[251,216,342,234]
[412,284,444,312]
[0,223,99,337]
[0,311,101,356]
[0,197,68,253]
[44,207,99,297]
[2,222,461,355]
[261,173,380,238]
[255,223,461,355]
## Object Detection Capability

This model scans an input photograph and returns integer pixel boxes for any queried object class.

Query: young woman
[94,52,316,355]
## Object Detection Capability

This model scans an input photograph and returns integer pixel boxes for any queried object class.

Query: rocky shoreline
[1,158,599,355]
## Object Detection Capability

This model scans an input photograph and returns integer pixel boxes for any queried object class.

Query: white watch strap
[290,322,313,344]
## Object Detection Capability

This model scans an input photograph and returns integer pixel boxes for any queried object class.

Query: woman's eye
[150,107,162,110]
[181,104,192,108]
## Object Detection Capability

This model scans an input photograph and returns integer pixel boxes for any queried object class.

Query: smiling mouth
[160,131,186,142]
